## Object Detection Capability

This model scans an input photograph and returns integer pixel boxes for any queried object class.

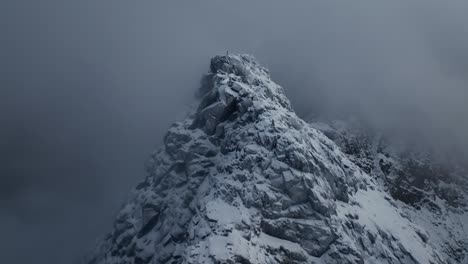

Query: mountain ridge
[89,54,467,264]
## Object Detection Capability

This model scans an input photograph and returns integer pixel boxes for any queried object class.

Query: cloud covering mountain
[1,1,468,263]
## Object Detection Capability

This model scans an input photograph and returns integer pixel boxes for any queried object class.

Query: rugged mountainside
[89,54,467,264]
[310,120,468,263]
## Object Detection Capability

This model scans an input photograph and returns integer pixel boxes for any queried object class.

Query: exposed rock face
[311,120,468,208]
[89,55,467,264]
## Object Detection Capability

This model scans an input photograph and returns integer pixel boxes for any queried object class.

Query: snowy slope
[89,54,466,264]
[311,119,468,263]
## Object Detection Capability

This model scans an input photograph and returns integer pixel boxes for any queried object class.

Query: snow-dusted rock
[89,54,467,264]
[311,119,468,263]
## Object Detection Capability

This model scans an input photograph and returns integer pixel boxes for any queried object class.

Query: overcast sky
[1,1,468,263]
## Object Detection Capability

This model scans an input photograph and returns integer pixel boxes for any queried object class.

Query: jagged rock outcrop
[89,54,467,264]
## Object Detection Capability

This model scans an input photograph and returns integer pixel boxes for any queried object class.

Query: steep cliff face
[89,55,467,264]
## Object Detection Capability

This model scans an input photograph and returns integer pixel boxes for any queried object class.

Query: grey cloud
[1,1,468,263]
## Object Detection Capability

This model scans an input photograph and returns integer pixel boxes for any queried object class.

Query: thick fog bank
[1,1,468,263]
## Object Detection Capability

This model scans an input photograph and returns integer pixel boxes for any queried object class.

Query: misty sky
[1,1,468,263]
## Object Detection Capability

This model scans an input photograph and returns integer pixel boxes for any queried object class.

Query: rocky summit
[89,54,468,264]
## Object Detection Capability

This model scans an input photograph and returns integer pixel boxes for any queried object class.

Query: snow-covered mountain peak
[89,54,467,264]
[193,54,292,135]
